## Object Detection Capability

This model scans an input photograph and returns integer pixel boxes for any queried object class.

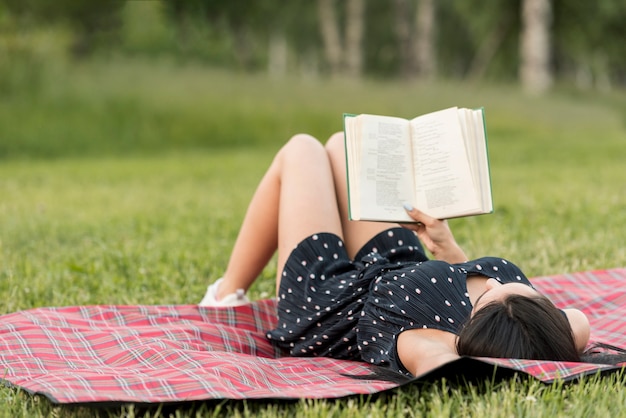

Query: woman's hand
[401,204,468,263]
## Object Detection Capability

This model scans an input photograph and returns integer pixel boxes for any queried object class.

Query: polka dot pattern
[266,228,531,376]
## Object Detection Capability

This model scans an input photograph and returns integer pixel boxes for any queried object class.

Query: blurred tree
[119,1,175,57]
[465,4,515,82]
[317,0,365,78]
[317,0,342,75]
[4,0,620,88]
[344,0,365,77]
[162,0,318,72]
[163,0,258,69]
[413,0,436,80]
[0,0,124,58]
[392,0,413,78]
[276,2,320,77]
[444,0,520,82]
[392,0,436,81]
[552,0,626,90]
[520,0,552,94]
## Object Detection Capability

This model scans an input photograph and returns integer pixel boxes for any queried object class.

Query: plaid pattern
[0,269,625,404]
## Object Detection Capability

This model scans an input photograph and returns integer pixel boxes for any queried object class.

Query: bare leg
[325,132,401,259]
[216,134,343,299]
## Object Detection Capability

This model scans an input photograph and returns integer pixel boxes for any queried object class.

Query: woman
[199,132,590,377]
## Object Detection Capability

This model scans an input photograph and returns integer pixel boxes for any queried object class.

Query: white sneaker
[198,278,250,307]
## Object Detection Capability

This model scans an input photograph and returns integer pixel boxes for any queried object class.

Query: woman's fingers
[402,203,438,225]
[401,203,468,263]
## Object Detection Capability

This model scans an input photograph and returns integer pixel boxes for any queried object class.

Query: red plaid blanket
[1,269,625,405]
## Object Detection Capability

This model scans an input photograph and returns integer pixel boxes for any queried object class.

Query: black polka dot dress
[266,227,531,375]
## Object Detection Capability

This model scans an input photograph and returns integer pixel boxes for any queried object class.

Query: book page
[357,115,415,222]
[410,107,481,219]
[471,109,493,212]
[344,115,361,219]
[458,108,492,213]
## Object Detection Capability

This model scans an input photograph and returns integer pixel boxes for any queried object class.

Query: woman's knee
[277,133,327,166]
[325,132,344,156]
[325,132,346,170]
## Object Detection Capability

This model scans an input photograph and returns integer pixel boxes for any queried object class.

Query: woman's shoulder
[461,257,530,285]
[396,328,459,376]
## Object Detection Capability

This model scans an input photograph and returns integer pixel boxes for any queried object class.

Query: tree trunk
[232,24,252,70]
[520,0,552,94]
[393,0,414,79]
[317,0,343,76]
[344,0,365,78]
[414,0,436,80]
[268,31,288,77]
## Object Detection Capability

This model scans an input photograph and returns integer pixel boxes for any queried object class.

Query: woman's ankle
[216,276,243,300]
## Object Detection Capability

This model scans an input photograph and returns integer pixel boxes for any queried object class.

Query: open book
[343,106,492,222]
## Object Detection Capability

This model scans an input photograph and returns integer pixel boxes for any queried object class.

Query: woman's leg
[325,132,401,259]
[214,134,343,299]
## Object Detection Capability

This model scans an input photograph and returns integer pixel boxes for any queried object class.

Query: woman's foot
[198,278,250,307]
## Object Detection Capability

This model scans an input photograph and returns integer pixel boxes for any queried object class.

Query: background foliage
[2,1,626,83]
[1,1,625,159]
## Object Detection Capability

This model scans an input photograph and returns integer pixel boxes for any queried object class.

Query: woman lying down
[199,133,593,377]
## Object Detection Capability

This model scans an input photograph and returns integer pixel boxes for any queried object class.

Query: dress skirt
[266,227,428,360]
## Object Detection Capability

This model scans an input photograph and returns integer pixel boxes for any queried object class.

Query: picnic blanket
[1,268,625,405]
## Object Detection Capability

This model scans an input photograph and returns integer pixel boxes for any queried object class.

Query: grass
[1,58,626,416]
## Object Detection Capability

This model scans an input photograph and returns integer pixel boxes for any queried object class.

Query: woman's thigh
[275,134,344,279]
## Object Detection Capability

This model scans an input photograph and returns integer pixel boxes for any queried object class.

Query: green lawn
[1,61,626,416]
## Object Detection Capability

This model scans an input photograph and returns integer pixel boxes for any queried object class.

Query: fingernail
[403,202,413,211]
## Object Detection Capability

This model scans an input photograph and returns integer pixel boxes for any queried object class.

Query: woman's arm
[397,328,460,377]
[563,308,591,353]
[401,205,468,264]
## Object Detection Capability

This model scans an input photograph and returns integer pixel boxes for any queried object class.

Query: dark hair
[456,294,580,362]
